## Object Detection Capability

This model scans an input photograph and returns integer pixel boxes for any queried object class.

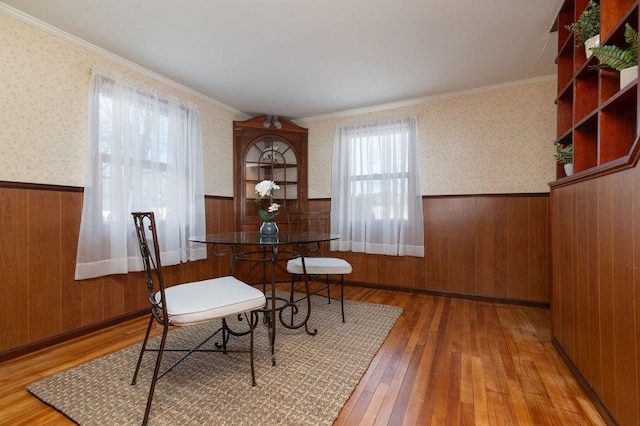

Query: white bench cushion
[286,257,352,275]
[156,276,266,326]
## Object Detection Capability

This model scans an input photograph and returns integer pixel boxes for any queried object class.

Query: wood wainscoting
[0,184,549,359]
[310,194,549,304]
[550,163,640,426]
[0,183,234,360]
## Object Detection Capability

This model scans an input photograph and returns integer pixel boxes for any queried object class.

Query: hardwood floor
[0,285,605,425]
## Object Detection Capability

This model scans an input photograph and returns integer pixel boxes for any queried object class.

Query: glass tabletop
[189,231,340,246]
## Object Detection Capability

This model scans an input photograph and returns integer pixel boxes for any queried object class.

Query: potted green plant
[566,0,600,57]
[589,23,638,88]
[554,143,573,176]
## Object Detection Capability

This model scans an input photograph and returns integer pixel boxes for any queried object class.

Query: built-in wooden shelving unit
[550,2,640,425]
[554,0,639,180]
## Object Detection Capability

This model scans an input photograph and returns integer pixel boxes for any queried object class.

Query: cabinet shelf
[245,179,298,185]
[556,78,573,101]
[601,79,637,109]
[246,162,298,169]
[574,107,598,129]
[555,128,574,146]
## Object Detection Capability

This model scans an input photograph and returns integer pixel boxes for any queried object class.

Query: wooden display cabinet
[554,0,639,179]
[233,115,308,232]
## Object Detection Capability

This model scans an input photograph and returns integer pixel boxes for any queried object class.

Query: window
[75,72,206,280]
[331,116,424,257]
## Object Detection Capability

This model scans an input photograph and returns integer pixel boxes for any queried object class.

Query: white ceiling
[2,0,561,120]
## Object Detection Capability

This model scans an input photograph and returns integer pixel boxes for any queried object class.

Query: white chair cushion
[155,276,266,326]
[286,257,352,275]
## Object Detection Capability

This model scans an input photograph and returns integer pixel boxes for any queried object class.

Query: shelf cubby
[557,87,574,135]
[573,115,598,172]
[599,68,624,103]
[599,84,637,163]
[571,0,593,71]
[557,4,575,46]
[574,71,599,121]
[555,131,574,178]
[601,0,637,40]
[558,51,575,91]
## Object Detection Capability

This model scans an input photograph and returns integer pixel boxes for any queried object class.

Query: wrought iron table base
[213,244,317,366]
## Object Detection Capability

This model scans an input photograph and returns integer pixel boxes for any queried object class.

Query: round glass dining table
[189,231,340,366]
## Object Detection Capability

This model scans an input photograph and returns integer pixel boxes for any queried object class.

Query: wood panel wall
[310,195,549,303]
[550,164,640,426]
[0,186,234,358]
[0,185,549,358]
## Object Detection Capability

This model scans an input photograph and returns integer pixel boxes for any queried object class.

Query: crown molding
[0,3,251,119]
[2,3,554,124]
[295,75,557,124]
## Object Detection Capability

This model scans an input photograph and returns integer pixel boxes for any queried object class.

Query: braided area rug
[28,293,402,425]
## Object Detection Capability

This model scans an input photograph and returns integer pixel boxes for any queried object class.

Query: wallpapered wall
[0,11,245,196]
[1,10,556,197]
[302,79,557,197]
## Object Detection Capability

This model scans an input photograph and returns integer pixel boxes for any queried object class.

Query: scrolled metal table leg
[302,265,317,336]
[269,245,277,366]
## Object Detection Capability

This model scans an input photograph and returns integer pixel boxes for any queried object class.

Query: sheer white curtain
[331,116,424,257]
[75,72,206,280]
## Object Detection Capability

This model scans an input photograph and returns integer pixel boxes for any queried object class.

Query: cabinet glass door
[244,137,298,220]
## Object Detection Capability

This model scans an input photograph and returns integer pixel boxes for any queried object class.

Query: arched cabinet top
[233,115,308,231]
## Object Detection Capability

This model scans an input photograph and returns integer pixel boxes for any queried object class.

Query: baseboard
[338,279,551,309]
[551,338,617,426]
[0,308,149,363]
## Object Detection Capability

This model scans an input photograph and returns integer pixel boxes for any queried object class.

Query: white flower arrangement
[254,180,280,222]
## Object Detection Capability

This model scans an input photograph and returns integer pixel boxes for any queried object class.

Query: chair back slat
[287,211,330,256]
[131,212,168,325]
